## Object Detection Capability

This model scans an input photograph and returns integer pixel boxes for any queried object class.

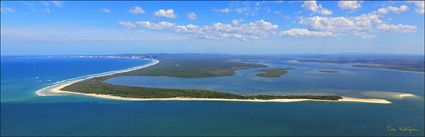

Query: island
[37,55,392,104]
[256,68,291,77]
[120,58,267,78]
[318,70,339,73]
[298,55,424,72]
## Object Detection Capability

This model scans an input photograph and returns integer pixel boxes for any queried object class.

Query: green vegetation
[299,55,424,72]
[352,64,424,72]
[62,75,342,100]
[318,70,339,73]
[256,68,291,77]
[62,57,342,101]
[122,59,267,78]
[62,76,245,99]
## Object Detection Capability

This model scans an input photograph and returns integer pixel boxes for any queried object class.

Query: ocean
[1,56,424,136]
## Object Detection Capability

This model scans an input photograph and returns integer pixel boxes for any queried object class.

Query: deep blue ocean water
[1,56,424,136]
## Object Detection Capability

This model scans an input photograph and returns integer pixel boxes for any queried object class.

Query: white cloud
[338,1,362,10]
[51,1,63,8]
[116,4,416,39]
[187,12,197,20]
[176,20,278,40]
[212,2,270,16]
[213,8,230,13]
[119,21,176,30]
[234,7,250,14]
[297,5,416,38]
[376,23,417,32]
[135,21,176,30]
[302,1,333,15]
[231,19,243,26]
[376,5,409,14]
[117,21,137,29]
[280,28,333,37]
[101,8,111,13]
[23,1,63,13]
[1,6,14,13]
[128,6,145,15]
[407,1,424,14]
[154,9,176,18]
[119,19,278,41]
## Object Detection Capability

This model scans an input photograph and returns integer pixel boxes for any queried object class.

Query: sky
[1,1,424,55]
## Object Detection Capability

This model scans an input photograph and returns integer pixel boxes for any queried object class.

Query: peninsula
[37,55,391,104]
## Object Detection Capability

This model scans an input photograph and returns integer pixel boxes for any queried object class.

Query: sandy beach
[36,58,392,104]
[36,58,160,96]
[339,97,391,104]
[399,93,416,98]
[362,91,418,100]
[44,83,393,104]
[40,78,392,104]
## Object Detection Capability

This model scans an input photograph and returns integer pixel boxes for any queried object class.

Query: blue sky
[1,1,424,55]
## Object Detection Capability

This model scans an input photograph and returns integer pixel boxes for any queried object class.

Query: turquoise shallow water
[1,56,424,136]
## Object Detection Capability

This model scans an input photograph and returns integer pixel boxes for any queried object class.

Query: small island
[318,70,339,73]
[256,68,291,77]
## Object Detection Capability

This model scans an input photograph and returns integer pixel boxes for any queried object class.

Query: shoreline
[36,58,391,104]
[44,83,392,104]
[39,79,392,104]
[35,58,160,96]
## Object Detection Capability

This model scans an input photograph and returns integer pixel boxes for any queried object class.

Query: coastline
[39,79,392,104]
[339,97,391,104]
[36,58,392,104]
[44,82,392,104]
[50,89,394,104]
[36,58,160,96]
